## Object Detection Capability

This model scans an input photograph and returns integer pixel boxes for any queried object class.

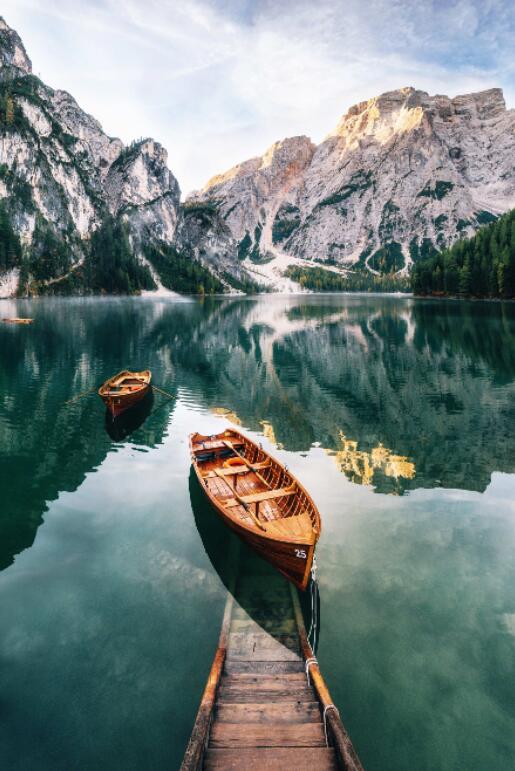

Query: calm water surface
[1,294,514,770]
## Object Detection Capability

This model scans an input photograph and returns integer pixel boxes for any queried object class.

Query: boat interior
[191,431,317,540]
[100,371,150,395]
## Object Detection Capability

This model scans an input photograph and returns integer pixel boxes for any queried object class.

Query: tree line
[285,265,410,292]
[411,209,515,298]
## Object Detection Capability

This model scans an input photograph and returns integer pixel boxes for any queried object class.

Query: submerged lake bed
[1,294,515,770]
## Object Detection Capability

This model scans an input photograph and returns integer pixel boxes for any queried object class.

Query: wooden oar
[152,384,175,400]
[221,475,267,532]
[222,440,275,489]
[64,388,97,405]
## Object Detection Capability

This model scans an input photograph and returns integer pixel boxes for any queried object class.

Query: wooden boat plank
[209,722,327,748]
[215,701,321,723]
[192,440,244,452]
[238,487,297,504]
[204,747,338,770]
[214,466,251,477]
[264,511,314,538]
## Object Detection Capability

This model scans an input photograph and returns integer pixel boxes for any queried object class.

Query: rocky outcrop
[190,86,515,279]
[0,17,247,296]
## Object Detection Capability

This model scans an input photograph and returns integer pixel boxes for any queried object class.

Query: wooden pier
[181,557,363,770]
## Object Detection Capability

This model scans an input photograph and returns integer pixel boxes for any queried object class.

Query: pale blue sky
[3,0,514,194]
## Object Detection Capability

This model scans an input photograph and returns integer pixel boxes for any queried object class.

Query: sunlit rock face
[190,86,515,279]
[0,17,31,72]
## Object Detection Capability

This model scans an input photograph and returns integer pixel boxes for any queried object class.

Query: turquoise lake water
[1,294,514,770]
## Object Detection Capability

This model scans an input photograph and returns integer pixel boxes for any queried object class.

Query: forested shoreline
[411,209,515,299]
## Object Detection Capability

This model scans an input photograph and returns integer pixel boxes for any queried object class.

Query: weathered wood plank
[216,701,321,723]
[204,747,338,770]
[230,617,297,635]
[217,687,315,704]
[224,660,305,674]
[238,487,297,504]
[222,673,307,688]
[210,722,327,748]
[227,633,301,662]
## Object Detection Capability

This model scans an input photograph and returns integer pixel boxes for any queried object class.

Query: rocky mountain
[0,17,249,297]
[1,16,514,296]
[189,87,515,288]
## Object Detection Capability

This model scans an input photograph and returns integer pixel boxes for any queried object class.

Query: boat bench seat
[214,466,251,477]
[211,460,272,479]
[238,487,296,504]
[193,440,244,453]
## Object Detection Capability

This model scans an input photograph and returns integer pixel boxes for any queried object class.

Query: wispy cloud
[2,0,514,193]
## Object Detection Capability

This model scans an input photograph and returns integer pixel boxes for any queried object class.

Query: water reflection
[327,431,416,494]
[104,390,154,441]
[1,294,515,572]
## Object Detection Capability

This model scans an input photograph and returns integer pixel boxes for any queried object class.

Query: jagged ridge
[0,16,251,297]
[189,86,515,285]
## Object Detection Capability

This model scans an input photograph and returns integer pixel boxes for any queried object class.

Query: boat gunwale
[98,369,151,397]
[189,428,321,547]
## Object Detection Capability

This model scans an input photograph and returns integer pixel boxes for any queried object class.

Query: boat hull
[98,369,152,418]
[190,429,320,591]
[101,384,151,417]
[209,502,315,590]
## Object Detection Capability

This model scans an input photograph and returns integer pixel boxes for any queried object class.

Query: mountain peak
[0,16,32,74]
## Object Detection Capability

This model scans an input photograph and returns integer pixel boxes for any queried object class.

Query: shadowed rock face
[190,87,515,280]
[0,18,250,296]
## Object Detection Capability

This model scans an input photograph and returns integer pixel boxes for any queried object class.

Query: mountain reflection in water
[1,294,515,571]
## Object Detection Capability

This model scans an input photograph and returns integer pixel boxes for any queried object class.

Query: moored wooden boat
[98,369,151,418]
[189,428,321,591]
[2,317,33,324]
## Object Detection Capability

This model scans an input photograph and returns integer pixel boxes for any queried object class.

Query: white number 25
[295,549,307,559]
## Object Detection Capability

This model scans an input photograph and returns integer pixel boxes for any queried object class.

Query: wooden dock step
[218,687,315,704]
[224,659,305,675]
[210,722,327,748]
[215,701,322,723]
[204,748,338,770]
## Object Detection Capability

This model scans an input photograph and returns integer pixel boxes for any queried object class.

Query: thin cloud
[2,0,513,194]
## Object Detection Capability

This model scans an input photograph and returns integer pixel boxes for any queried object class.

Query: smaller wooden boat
[2,317,33,324]
[98,369,151,418]
[190,428,321,590]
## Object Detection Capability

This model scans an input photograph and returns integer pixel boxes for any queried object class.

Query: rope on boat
[305,656,318,686]
[151,385,175,400]
[307,555,319,653]
[322,704,340,747]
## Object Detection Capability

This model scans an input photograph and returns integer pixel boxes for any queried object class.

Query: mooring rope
[307,555,319,652]
[322,704,340,747]
[305,656,318,686]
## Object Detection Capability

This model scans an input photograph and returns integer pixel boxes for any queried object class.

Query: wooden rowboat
[190,428,321,591]
[2,317,33,324]
[98,369,151,418]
